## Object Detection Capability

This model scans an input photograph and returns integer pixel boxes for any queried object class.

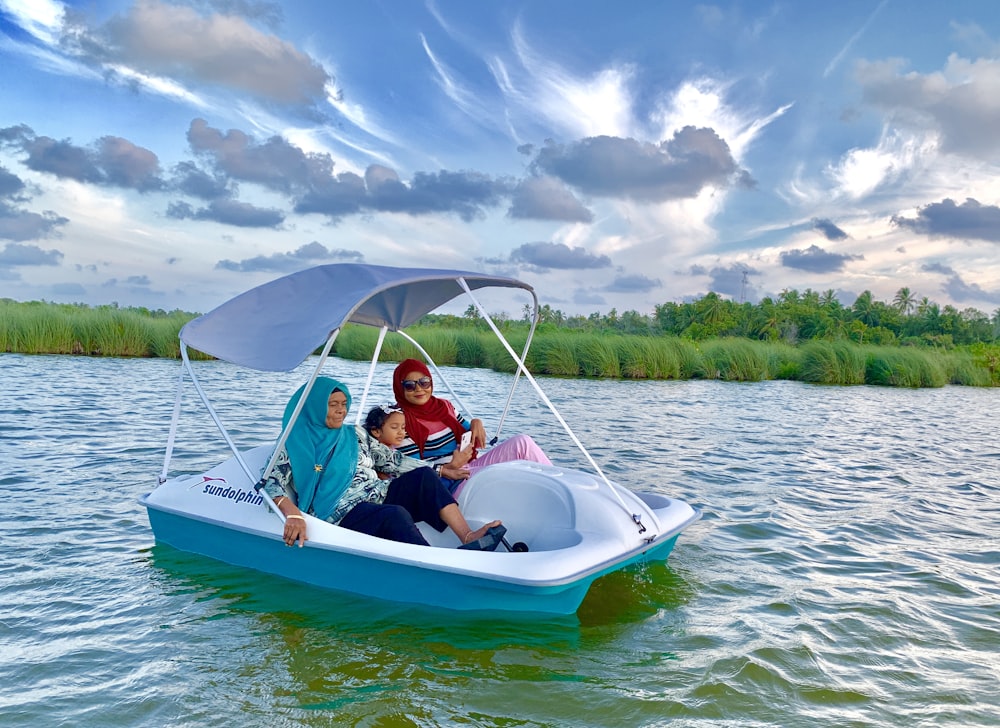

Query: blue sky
[2,0,1000,317]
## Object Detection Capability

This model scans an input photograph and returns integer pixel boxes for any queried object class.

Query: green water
[1,354,997,726]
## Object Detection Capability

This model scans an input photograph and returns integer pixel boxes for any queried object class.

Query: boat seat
[454,461,583,551]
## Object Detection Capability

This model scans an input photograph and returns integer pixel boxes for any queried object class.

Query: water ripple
[1,356,999,726]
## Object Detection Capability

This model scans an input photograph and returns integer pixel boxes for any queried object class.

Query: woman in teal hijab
[280,377,358,522]
[263,376,505,551]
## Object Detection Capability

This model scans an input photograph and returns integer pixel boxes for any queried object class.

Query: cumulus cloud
[510,241,611,270]
[856,55,1000,159]
[101,276,156,293]
[171,161,232,200]
[95,136,163,190]
[66,0,330,106]
[293,172,366,217]
[531,126,741,201]
[187,119,511,222]
[508,176,593,222]
[187,118,332,193]
[380,169,508,221]
[166,199,284,228]
[812,218,849,241]
[0,242,64,265]
[697,263,761,299]
[215,241,364,272]
[0,162,69,241]
[572,289,607,306]
[297,166,510,222]
[0,204,69,241]
[1,125,163,191]
[0,165,25,198]
[604,274,661,293]
[922,261,1000,305]
[780,245,863,273]
[943,274,1000,304]
[51,282,87,296]
[891,198,1000,242]
[921,262,955,275]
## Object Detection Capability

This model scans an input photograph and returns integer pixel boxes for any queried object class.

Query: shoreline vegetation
[2,296,998,388]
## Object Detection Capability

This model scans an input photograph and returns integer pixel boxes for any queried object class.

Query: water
[1,353,998,727]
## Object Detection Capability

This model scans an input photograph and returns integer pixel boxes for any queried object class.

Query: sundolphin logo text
[202,479,264,506]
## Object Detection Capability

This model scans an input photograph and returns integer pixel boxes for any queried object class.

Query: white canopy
[179,264,535,371]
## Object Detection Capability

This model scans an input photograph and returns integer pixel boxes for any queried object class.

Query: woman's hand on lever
[276,496,307,547]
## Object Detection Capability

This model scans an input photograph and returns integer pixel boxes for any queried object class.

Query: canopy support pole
[254,330,341,521]
[457,278,662,537]
[180,344,255,483]
[158,352,186,485]
[491,292,539,444]
[353,325,389,426]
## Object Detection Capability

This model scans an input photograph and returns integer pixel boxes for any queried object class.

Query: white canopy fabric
[179,264,535,371]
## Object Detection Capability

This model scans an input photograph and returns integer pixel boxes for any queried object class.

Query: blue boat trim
[140,493,701,591]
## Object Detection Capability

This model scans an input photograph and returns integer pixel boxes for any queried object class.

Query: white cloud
[656,77,787,162]
[502,19,636,139]
[826,126,930,199]
[0,0,64,45]
[106,64,209,108]
[823,0,889,78]
[421,32,489,124]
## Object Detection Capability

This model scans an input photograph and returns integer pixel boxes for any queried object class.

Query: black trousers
[338,468,456,546]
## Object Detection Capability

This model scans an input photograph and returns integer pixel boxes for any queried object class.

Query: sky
[2,0,1000,319]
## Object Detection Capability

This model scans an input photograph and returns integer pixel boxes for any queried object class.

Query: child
[364,403,407,449]
[362,404,424,481]
[363,403,467,489]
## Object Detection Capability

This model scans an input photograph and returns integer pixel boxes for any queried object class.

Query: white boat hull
[141,446,700,615]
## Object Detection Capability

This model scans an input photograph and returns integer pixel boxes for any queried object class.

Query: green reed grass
[0,300,210,359]
[865,347,947,388]
[966,343,1000,385]
[575,335,621,378]
[607,335,684,379]
[147,314,190,358]
[616,336,654,378]
[765,342,803,380]
[697,338,773,381]
[1,302,74,354]
[799,341,868,385]
[532,333,581,376]
[2,300,995,387]
[940,350,993,386]
[80,308,153,357]
[454,329,488,368]
[665,338,701,379]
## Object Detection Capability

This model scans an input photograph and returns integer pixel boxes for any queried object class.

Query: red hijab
[392,358,466,457]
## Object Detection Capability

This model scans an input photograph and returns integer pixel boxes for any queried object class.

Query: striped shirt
[396,403,471,463]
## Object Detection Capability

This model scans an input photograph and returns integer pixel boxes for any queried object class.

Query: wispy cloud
[823,0,890,78]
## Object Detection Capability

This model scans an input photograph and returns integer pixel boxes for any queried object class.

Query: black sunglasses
[401,376,433,391]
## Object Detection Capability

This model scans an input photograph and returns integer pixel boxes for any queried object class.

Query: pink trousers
[455,434,551,495]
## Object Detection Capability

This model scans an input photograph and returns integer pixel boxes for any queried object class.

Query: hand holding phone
[460,431,472,450]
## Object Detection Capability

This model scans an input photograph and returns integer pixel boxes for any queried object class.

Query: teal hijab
[282,377,358,521]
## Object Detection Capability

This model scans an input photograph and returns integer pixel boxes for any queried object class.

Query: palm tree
[698,292,727,326]
[852,290,879,327]
[893,287,916,316]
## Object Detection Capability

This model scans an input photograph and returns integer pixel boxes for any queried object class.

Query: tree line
[442,287,1000,348]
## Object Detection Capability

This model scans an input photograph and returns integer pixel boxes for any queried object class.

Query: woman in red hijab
[392,358,551,494]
